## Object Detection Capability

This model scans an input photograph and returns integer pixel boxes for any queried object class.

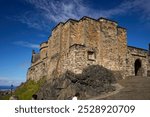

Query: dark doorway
[134,59,142,76]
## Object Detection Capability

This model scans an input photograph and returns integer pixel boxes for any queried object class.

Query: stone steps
[102,76,150,100]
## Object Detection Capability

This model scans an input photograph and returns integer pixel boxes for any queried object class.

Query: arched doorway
[134,59,142,76]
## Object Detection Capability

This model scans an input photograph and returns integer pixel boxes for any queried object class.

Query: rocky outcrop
[0,90,10,96]
[36,65,118,100]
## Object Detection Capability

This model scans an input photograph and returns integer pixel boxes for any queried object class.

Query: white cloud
[0,77,24,86]
[25,0,88,22]
[14,41,39,49]
[92,0,150,18]
[16,0,150,30]
[14,11,50,31]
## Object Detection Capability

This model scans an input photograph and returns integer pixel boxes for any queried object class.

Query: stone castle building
[27,16,150,81]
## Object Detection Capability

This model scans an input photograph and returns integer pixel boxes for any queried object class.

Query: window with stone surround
[87,51,96,61]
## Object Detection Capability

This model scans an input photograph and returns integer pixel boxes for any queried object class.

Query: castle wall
[83,18,100,66]
[27,16,149,81]
[63,18,128,75]
[117,27,127,77]
[126,46,148,77]
[27,59,47,81]
[50,24,62,57]
[70,20,85,45]
[40,42,48,60]
[68,45,87,74]
[47,24,62,78]
[147,56,150,76]
[59,44,97,74]
[98,19,119,70]
[61,22,70,52]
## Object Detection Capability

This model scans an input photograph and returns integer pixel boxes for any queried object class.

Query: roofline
[128,45,148,52]
[51,16,123,34]
[98,17,118,24]
[40,46,48,51]
[65,18,78,23]
[52,18,79,32]
[51,22,64,32]
[80,16,98,22]
[40,41,48,46]
[117,26,127,30]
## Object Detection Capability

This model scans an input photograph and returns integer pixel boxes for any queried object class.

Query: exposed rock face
[36,65,117,100]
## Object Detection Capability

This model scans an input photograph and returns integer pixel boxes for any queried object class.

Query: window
[87,51,96,60]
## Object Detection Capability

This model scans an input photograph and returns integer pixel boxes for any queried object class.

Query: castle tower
[40,41,48,60]
[27,16,149,81]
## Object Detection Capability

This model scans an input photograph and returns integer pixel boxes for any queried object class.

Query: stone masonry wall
[117,27,127,77]
[47,23,62,78]
[147,56,150,76]
[126,46,148,76]
[27,16,149,81]
[27,59,47,81]
[99,19,119,71]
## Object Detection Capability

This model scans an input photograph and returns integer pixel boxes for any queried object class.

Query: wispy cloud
[13,41,39,49]
[25,0,87,22]
[0,77,24,86]
[91,0,150,19]
[16,0,150,30]
[14,11,50,31]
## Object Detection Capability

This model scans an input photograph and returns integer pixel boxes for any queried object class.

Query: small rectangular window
[87,51,96,61]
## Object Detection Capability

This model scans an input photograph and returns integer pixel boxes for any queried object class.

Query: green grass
[14,77,46,100]
[0,94,11,100]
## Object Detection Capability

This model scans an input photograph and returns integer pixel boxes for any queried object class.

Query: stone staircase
[103,76,150,100]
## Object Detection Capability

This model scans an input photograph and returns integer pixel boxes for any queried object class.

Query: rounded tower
[40,41,48,60]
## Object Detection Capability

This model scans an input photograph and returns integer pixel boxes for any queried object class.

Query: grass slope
[14,77,46,100]
[0,94,11,100]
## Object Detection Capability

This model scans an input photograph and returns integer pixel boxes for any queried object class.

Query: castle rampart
[27,16,150,81]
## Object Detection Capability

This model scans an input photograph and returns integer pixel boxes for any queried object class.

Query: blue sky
[0,0,150,86]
